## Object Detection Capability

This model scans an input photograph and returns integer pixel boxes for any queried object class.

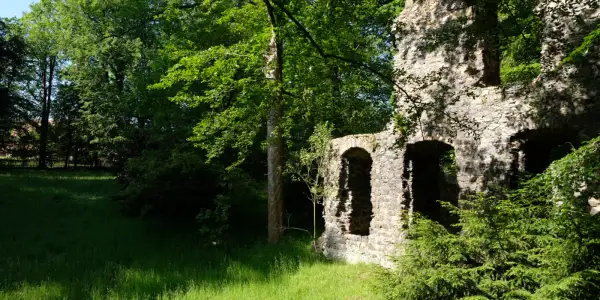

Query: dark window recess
[404,141,459,227]
[510,129,580,188]
[337,148,373,236]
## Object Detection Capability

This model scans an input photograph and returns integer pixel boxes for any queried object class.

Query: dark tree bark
[93,151,100,169]
[37,60,47,168]
[38,56,56,168]
[64,133,71,169]
[264,0,285,244]
[63,153,69,168]
[73,149,79,168]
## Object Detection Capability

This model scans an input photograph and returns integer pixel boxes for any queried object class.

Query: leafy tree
[154,0,399,242]
[57,0,163,168]
[53,83,90,168]
[8,123,39,163]
[288,122,334,242]
[21,0,63,168]
[0,18,28,149]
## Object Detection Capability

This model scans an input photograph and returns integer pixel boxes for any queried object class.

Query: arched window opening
[338,148,373,236]
[404,141,459,227]
[509,129,580,188]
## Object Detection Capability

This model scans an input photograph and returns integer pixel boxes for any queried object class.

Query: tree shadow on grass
[0,170,333,299]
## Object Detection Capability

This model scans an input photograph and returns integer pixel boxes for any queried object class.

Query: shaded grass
[0,170,380,300]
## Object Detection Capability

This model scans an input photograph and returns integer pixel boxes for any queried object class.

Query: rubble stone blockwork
[317,0,600,267]
[319,132,404,267]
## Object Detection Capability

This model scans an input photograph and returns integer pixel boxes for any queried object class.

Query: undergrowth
[378,136,600,299]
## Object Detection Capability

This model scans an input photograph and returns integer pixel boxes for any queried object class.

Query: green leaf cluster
[287,122,334,239]
[153,0,399,166]
[0,18,28,139]
[560,24,600,67]
[499,0,542,84]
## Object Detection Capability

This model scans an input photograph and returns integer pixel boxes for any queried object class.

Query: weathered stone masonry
[319,133,404,267]
[318,0,600,266]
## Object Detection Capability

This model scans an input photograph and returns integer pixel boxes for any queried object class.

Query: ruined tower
[318,0,600,266]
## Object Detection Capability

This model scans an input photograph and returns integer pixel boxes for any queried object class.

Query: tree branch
[268,0,414,102]
[268,0,431,139]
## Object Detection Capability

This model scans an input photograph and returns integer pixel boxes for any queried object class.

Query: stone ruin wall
[318,0,600,267]
[394,0,533,193]
[318,132,404,267]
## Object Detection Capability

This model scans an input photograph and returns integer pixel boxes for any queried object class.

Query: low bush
[378,136,600,299]
[115,149,265,241]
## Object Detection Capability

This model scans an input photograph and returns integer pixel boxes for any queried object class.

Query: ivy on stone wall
[560,24,600,67]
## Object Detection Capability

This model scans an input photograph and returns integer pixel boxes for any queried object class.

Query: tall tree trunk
[264,0,285,244]
[73,149,79,168]
[64,134,71,168]
[93,151,100,169]
[38,56,56,168]
[64,151,70,168]
[37,60,47,168]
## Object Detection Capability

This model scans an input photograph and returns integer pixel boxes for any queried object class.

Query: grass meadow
[0,170,380,300]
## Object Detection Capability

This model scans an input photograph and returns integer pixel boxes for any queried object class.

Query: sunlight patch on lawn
[225,260,267,282]
[0,282,66,300]
[165,263,380,300]
[89,259,380,300]
[0,171,114,181]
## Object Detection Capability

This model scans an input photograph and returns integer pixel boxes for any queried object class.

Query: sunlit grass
[0,170,380,300]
